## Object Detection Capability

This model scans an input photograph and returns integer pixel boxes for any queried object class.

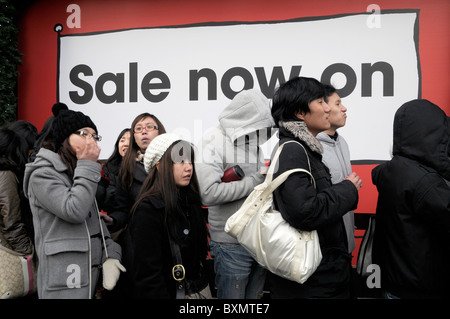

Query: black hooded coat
[372,99,450,298]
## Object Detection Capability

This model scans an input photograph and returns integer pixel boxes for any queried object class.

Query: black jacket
[120,192,208,299]
[96,159,121,214]
[108,162,147,231]
[267,121,359,298]
[372,99,450,298]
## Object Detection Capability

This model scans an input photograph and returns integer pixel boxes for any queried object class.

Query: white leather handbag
[225,141,322,284]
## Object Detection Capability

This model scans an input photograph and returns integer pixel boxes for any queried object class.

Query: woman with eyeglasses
[23,105,124,298]
[104,113,166,238]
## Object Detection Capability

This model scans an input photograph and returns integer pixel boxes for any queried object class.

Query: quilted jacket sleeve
[0,171,33,254]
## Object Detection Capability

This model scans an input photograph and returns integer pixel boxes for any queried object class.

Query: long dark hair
[41,138,78,180]
[3,120,38,162]
[40,114,78,180]
[131,140,208,254]
[120,113,166,190]
[0,128,29,179]
[104,128,130,176]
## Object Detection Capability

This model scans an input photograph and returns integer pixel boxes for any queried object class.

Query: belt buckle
[172,264,185,281]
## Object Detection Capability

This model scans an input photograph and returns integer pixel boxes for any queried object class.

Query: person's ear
[156,162,160,171]
[295,111,306,121]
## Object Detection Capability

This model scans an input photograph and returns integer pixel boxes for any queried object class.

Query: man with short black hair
[317,84,356,254]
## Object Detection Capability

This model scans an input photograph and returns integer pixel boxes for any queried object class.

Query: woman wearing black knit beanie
[22,104,125,299]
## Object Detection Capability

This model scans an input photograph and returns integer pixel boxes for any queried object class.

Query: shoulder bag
[356,214,376,277]
[167,229,212,299]
[0,244,37,299]
[0,174,37,299]
[225,140,322,284]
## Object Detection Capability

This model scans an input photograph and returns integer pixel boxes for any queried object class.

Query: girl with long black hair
[122,133,209,298]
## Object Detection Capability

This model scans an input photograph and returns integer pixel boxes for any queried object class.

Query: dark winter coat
[108,162,147,231]
[372,99,450,298]
[0,170,33,255]
[96,159,122,214]
[267,120,359,299]
[120,191,208,299]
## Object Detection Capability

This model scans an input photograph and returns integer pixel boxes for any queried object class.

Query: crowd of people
[0,76,449,299]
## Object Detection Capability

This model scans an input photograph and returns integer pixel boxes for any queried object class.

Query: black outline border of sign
[55,9,421,165]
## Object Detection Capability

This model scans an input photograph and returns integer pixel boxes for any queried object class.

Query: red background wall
[16,0,450,263]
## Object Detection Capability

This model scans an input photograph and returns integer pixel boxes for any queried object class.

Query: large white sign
[58,10,420,161]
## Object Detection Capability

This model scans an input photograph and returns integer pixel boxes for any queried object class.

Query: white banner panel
[58,11,420,161]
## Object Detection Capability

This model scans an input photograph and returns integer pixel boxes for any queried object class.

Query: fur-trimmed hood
[278,120,323,154]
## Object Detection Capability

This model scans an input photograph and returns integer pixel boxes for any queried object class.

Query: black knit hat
[51,103,98,144]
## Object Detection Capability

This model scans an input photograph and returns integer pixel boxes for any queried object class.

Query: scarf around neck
[279,120,323,154]
[136,150,145,163]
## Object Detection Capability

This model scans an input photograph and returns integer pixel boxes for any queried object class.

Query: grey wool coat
[23,148,121,299]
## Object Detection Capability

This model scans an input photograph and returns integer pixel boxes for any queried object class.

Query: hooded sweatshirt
[317,132,355,253]
[372,99,450,298]
[196,89,275,243]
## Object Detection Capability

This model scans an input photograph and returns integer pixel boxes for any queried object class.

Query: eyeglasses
[134,124,159,133]
[74,130,102,142]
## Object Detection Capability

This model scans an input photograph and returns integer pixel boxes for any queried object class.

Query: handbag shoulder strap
[263,141,316,195]
[94,199,109,259]
[166,227,186,299]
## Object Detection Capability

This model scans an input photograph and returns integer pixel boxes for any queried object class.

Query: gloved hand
[102,258,126,290]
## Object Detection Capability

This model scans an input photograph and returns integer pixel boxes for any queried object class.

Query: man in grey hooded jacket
[317,85,356,254]
[196,89,275,299]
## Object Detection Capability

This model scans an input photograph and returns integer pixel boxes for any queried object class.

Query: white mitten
[102,258,126,290]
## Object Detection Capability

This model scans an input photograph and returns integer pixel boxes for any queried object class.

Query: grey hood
[218,89,275,145]
[23,148,69,198]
